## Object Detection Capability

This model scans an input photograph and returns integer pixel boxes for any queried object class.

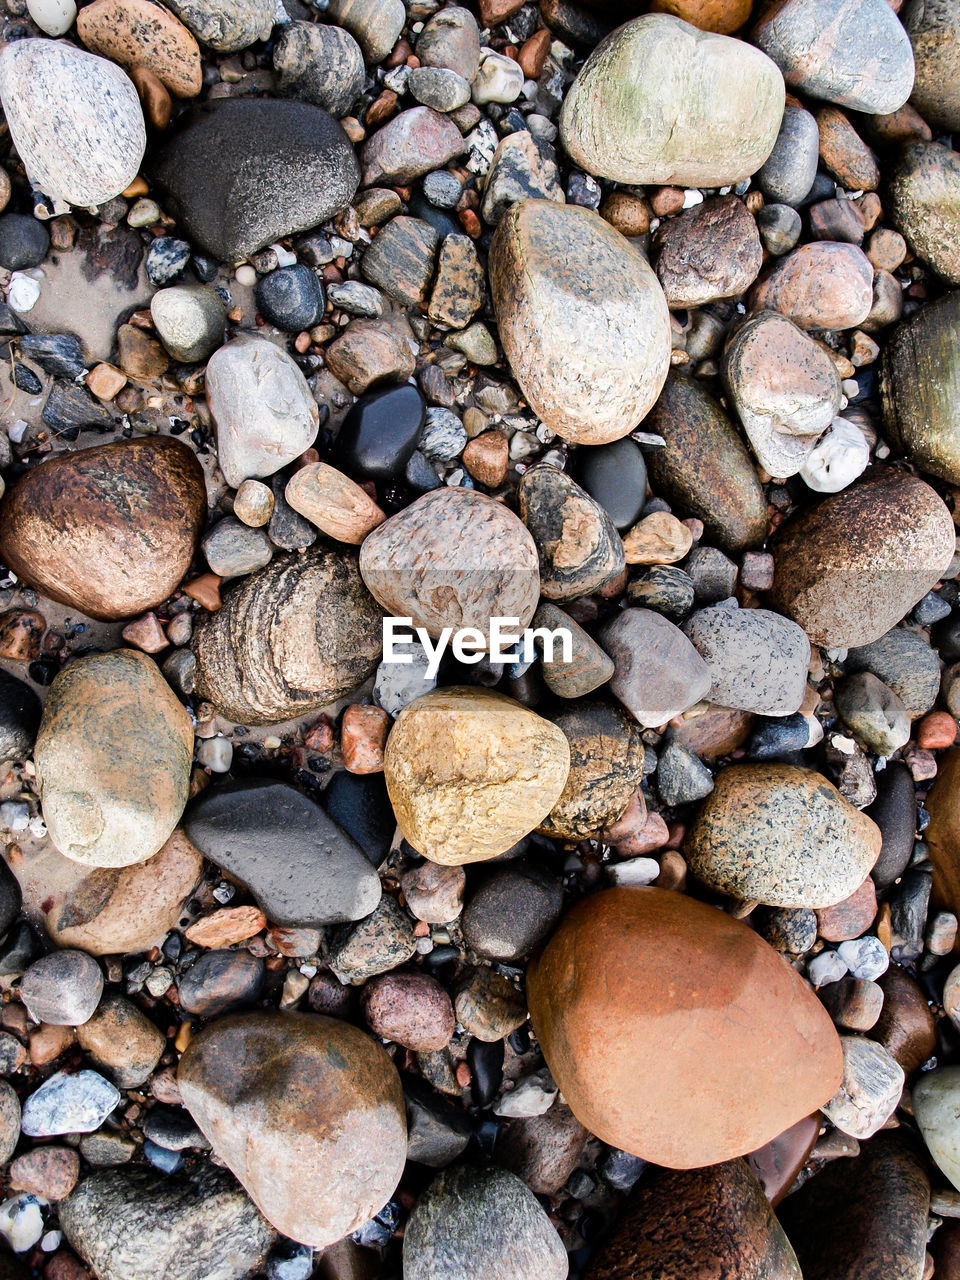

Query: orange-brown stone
[527,886,843,1167]
[926,750,960,923]
[648,0,751,33]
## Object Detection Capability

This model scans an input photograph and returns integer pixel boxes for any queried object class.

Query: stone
[745,1114,820,1206]
[770,469,955,648]
[323,771,395,865]
[872,967,936,1072]
[0,1081,18,1166]
[0,215,49,271]
[749,243,874,331]
[758,104,820,206]
[800,416,870,492]
[45,829,202,955]
[0,40,145,207]
[0,609,45,662]
[926,751,960,923]
[401,862,465,923]
[463,431,509,489]
[652,195,762,306]
[497,1103,587,1196]
[886,141,960,285]
[427,234,484,329]
[0,436,205,621]
[821,1036,904,1138]
[60,1166,275,1280]
[185,778,380,926]
[341,704,390,774]
[362,973,454,1050]
[648,0,751,31]
[178,950,264,1017]
[384,687,570,865]
[816,877,878,942]
[539,701,644,839]
[453,966,526,1042]
[118,323,169,379]
[817,106,879,191]
[722,311,843,477]
[518,465,625,600]
[0,670,41,763]
[26,0,77,35]
[408,66,471,113]
[361,216,439,308]
[490,200,670,446]
[585,1159,801,1280]
[403,1166,567,1280]
[75,993,164,1089]
[36,650,193,868]
[185,906,266,948]
[274,21,365,118]
[9,1147,79,1201]
[911,1068,960,1193]
[560,15,782,186]
[683,606,811,716]
[835,672,911,755]
[256,266,324,332]
[20,951,103,1026]
[148,99,359,262]
[77,0,201,98]
[472,52,524,105]
[151,285,225,363]
[360,487,539,638]
[534,602,615,698]
[21,1070,120,1137]
[145,237,190,286]
[327,281,384,317]
[598,608,712,727]
[528,886,842,1166]
[461,864,563,962]
[820,976,884,1030]
[480,131,564,229]
[325,319,415,395]
[575,437,647,533]
[361,108,465,186]
[285,463,384,545]
[326,894,417,982]
[687,763,881,907]
[757,204,803,256]
[416,6,480,81]
[645,373,767,553]
[334,383,425,480]
[903,0,960,132]
[753,0,915,114]
[206,335,319,489]
[849,629,941,720]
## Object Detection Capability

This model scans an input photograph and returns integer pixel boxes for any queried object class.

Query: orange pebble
[455,1062,472,1088]
[917,711,958,750]
[184,573,222,611]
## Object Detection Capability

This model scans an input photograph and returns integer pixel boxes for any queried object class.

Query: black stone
[626,565,695,621]
[598,1147,646,1192]
[575,437,648,531]
[406,190,462,241]
[461,864,563,962]
[0,852,22,941]
[889,868,931,964]
[467,1036,503,1109]
[0,305,27,336]
[145,238,191,286]
[19,334,85,379]
[0,213,49,270]
[0,669,42,763]
[748,713,811,760]
[255,265,324,332]
[0,920,42,977]
[334,384,425,481]
[323,770,396,863]
[191,254,219,283]
[147,99,360,263]
[267,473,317,551]
[185,777,380,927]
[177,948,264,1017]
[11,362,41,394]
[403,1075,472,1168]
[868,762,917,890]
[41,381,115,433]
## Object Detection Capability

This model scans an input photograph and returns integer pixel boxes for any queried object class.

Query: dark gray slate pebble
[748,713,812,760]
[268,473,317,551]
[255,265,324,332]
[403,1075,472,1168]
[467,1038,503,1110]
[143,1107,209,1152]
[756,104,819,207]
[405,448,443,491]
[461,864,563,963]
[177,948,264,1017]
[575,437,647,531]
[0,213,49,270]
[19,333,85,378]
[0,668,42,763]
[0,920,42,976]
[889,868,931,964]
[323,770,396,863]
[41,381,114,433]
[12,362,40,393]
[656,740,714,807]
[273,20,365,119]
[847,628,941,718]
[20,949,103,1025]
[202,517,273,579]
[756,203,802,255]
[867,762,920,890]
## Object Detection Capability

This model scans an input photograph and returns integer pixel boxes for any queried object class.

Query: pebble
[185,777,381,925]
[202,517,273,579]
[560,15,784,186]
[145,236,191,286]
[575,437,647,532]
[326,894,417,983]
[598,608,711,727]
[408,66,471,113]
[420,407,467,462]
[21,1070,120,1137]
[427,234,484,329]
[26,0,77,35]
[886,141,960,286]
[20,950,103,1026]
[519,465,625,600]
[335,382,425,480]
[285,463,384,544]
[400,863,465,923]
[472,52,524,105]
[849,628,941,719]
[326,282,384,318]
[800,416,870,492]
[652,194,761,306]
[454,966,526,1042]
[35,651,193,868]
[914,1067,960,1192]
[273,21,365,118]
[683,605,810,716]
[821,1036,904,1138]
[750,242,874,331]
[233,479,274,528]
[462,864,563,961]
[256,265,324,332]
[535,602,615,698]
[816,877,878,942]
[835,671,911,755]
[480,132,563,227]
[540,700,644,839]
[77,0,201,99]
[0,215,49,272]
[758,104,820,206]
[9,1148,79,1202]
[528,887,841,1166]
[416,6,480,81]
[177,949,264,1017]
[361,107,466,186]
[837,935,889,981]
[75,993,164,1089]
[904,0,960,132]
[326,317,414,393]
[150,285,225,363]
[0,669,42,764]
[489,200,670,445]
[361,972,454,1050]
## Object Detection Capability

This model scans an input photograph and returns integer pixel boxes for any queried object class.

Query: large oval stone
[528,886,842,1166]
[178,1011,406,1249]
[384,687,570,865]
[685,763,881,908]
[359,487,539,639]
[0,437,206,622]
[0,40,145,207]
[904,0,960,132]
[882,291,960,485]
[36,651,194,868]
[559,15,784,186]
[77,0,202,98]
[914,1067,960,1190]
[191,548,383,726]
[886,141,960,287]
[488,199,671,445]
[749,243,874,331]
[769,469,955,648]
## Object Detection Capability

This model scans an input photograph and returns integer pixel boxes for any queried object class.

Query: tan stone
[185,906,267,948]
[285,463,385,545]
[86,363,127,400]
[622,512,693,564]
[234,479,274,528]
[462,431,508,488]
[120,612,168,654]
[0,608,45,661]
[77,0,202,98]
[384,687,570,865]
[117,323,170,378]
[76,992,165,1089]
[647,0,751,32]
[325,318,416,395]
[528,886,842,1166]
[817,106,880,191]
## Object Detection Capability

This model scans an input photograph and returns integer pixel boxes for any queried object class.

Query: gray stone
[326,0,405,63]
[20,950,103,1026]
[656,740,714,807]
[480,131,564,227]
[151,285,225,363]
[757,104,819,206]
[21,1070,120,1137]
[686,546,738,603]
[407,66,471,113]
[361,215,439,307]
[889,868,931,963]
[420,407,466,462]
[164,0,275,51]
[914,1066,960,1191]
[821,1036,904,1138]
[847,628,941,719]
[835,672,911,756]
[416,6,481,82]
[202,518,273,579]
[0,1080,19,1164]
[756,203,803,255]
[325,282,383,317]
[683,605,811,716]
[886,141,960,287]
[274,21,365,118]
[598,608,711,728]
[327,894,417,984]
[461,865,563,962]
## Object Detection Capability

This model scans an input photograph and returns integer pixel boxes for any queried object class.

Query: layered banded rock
[518,465,625,600]
[164,0,276,51]
[384,688,570,864]
[528,886,842,1166]
[273,20,365,117]
[35,651,193,868]
[0,437,206,622]
[489,199,671,445]
[191,548,383,725]
[685,763,881,907]
[178,1011,406,1248]
[559,15,784,186]
[886,141,960,286]
[539,701,644,839]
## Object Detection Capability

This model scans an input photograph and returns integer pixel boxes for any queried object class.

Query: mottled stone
[361,108,466,186]
[286,463,384,545]
[489,199,670,445]
[498,1103,588,1196]
[598,608,711,727]
[20,950,103,1027]
[683,606,810,716]
[76,993,164,1089]
[427,234,484,328]
[361,216,438,309]
[164,0,275,52]
[0,437,205,622]
[528,887,842,1166]
[653,195,761,307]
[416,6,480,81]
[77,0,202,99]
[384,687,570,865]
[648,0,751,32]
[886,141,960,285]
[326,894,417,982]
[903,0,960,132]
[274,21,365,118]
[560,15,784,186]
[361,973,454,1050]
[534,602,614,698]
[749,243,875,331]
[518,465,625,600]
[539,700,644,839]
[849,629,941,720]
[480,131,564,228]
[327,0,404,62]
[817,106,879,191]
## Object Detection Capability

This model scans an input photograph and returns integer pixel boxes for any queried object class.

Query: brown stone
[0,608,45,661]
[325,318,416,394]
[534,601,615,699]
[528,886,843,1166]
[749,242,875,330]
[817,107,880,191]
[820,976,885,1031]
[599,191,652,238]
[9,1146,79,1201]
[870,966,937,1074]
[886,140,960,286]
[85,362,127,401]
[400,862,465,923]
[361,216,438,307]
[478,0,524,24]
[117,323,170,379]
[859,102,933,147]
[384,687,570,865]
[120,612,168,654]
[76,992,165,1089]
[341,704,390,774]
[816,876,878,942]
[652,194,762,307]
[129,64,172,130]
[285,463,385,545]
[185,906,267,948]
[361,972,455,1050]
[462,431,508,488]
[178,1010,406,1248]
[518,28,550,79]
[0,437,206,622]
[497,1103,589,1196]
[622,512,693,564]
[668,703,754,762]
[770,468,956,648]
[538,700,644,839]
[427,233,484,329]
[454,966,526,1041]
[745,1114,820,1206]
[29,1023,75,1067]
[647,0,751,32]
[184,573,222,611]
[518,465,625,601]
[77,0,202,97]
[586,1159,802,1280]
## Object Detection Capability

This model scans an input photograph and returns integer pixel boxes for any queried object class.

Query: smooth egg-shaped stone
[489,199,671,445]
[384,687,571,865]
[559,15,784,187]
[178,1011,406,1249]
[685,763,881,908]
[925,750,960,937]
[0,40,145,207]
[77,0,202,99]
[359,487,539,639]
[333,383,425,481]
[886,141,960,286]
[528,886,843,1166]
[0,437,206,622]
[913,1067,960,1190]
[35,651,194,868]
[769,468,955,648]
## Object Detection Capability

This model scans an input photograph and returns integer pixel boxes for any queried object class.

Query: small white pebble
[270,243,297,268]
[800,418,870,493]
[235,264,257,286]
[415,937,434,954]
[607,857,660,886]
[837,936,889,981]
[0,802,29,832]
[263,735,282,750]
[41,1230,61,1252]
[830,733,856,755]
[8,273,40,313]
[197,737,233,773]
[808,949,849,988]
[682,189,704,208]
